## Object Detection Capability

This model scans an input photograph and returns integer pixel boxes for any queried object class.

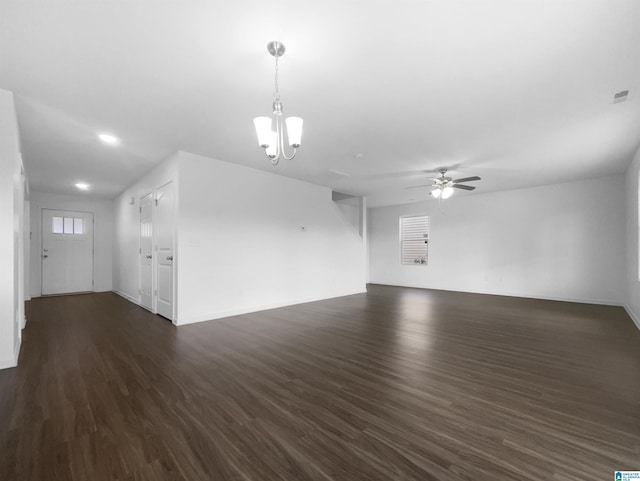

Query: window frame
[399,214,430,266]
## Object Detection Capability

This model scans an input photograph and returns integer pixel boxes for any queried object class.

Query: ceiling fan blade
[452,176,481,183]
[452,184,475,190]
[404,184,434,189]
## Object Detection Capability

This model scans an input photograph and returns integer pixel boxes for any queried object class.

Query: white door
[139,193,153,310]
[42,209,93,295]
[155,182,174,320]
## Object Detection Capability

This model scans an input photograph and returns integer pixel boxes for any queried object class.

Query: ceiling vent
[614,90,629,103]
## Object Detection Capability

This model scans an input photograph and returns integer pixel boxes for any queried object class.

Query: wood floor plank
[1,285,639,480]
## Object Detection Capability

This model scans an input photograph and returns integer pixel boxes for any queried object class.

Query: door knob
[42,255,48,258]
[166,256,173,261]
[146,255,152,259]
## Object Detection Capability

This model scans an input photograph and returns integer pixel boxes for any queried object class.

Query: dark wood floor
[1,285,639,480]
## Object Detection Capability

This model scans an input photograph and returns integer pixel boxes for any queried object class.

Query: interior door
[42,209,93,295]
[139,193,153,310]
[155,182,174,320]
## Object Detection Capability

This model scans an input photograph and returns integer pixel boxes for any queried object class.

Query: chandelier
[253,41,303,166]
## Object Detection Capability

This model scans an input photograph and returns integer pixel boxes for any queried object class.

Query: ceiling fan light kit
[432,185,454,199]
[253,41,303,166]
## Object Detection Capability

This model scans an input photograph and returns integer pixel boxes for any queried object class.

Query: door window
[52,216,84,235]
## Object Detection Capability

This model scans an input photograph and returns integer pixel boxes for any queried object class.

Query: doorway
[137,182,175,321]
[41,209,94,295]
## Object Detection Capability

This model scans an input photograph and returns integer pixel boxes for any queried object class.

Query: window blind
[400,215,429,265]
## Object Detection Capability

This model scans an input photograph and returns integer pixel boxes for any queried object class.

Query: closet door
[155,181,174,321]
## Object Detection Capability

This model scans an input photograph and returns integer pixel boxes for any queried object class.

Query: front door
[42,209,94,295]
[155,182,174,320]
[139,193,153,310]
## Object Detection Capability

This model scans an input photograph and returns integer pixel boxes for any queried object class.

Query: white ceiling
[1,0,639,206]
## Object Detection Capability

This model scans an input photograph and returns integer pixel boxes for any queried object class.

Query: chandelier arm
[268,153,280,166]
[277,115,297,160]
[264,115,282,165]
[278,110,298,160]
[277,115,284,153]
[276,114,283,158]
[281,148,297,161]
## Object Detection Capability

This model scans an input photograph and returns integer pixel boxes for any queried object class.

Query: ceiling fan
[407,168,481,199]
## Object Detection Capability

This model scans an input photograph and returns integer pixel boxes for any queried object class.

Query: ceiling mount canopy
[267,40,286,57]
[253,41,303,166]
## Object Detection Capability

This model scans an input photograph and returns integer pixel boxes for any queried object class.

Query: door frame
[138,192,155,312]
[41,208,95,296]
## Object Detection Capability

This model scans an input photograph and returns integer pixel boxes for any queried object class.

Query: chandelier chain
[274,54,280,101]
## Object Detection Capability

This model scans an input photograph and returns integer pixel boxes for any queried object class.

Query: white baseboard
[176,289,367,326]
[112,289,140,305]
[0,336,21,370]
[367,282,623,307]
[0,358,17,369]
[625,305,640,331]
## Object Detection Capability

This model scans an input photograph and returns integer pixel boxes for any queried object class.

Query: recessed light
[75,182,90,190]
[98,133,120,145]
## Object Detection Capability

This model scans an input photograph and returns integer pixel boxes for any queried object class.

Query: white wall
[625,148,640,328]
[369,175,626,305]
[176,151,366,324]
[0,88,24,369]
[112,153,178,302]
[29,191,114,297]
